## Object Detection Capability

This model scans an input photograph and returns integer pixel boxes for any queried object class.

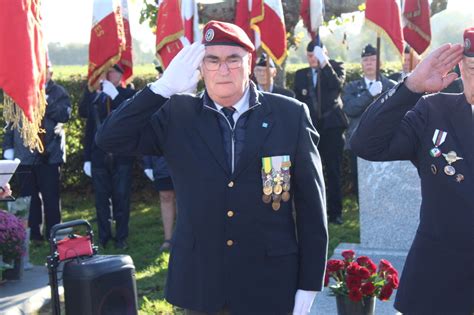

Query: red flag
[300,0,324,40]
[119,0,133,84]
[156,0,185,69]
[250,0,287,66]
[0,0,47,150]
[365,0,404,56]
[403,0,431,54]
[88,0,126,91]
[235,0,254,42]
[181,0,200,43]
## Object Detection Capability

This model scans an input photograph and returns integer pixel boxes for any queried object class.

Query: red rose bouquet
[325,249,399,302]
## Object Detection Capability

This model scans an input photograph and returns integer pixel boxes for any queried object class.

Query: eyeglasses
[202,55,244,71]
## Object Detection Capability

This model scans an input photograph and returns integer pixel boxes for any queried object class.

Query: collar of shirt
[257,83,274,93]
[214,86,250,123]
[364,77,375,88]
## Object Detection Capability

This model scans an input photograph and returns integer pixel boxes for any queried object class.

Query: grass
[31,191,359,314]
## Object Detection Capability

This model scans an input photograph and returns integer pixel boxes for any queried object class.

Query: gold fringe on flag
[3,90,46,153]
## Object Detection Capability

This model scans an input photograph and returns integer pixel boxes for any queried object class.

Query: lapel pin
[455,174,464,183]
[262,122,268,128]
[431,164,437,175]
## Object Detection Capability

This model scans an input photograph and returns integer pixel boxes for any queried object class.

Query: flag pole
[376,34,381,81]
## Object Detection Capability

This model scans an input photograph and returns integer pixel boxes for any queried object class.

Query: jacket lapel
[233,93,273,179]
[194,99,230,176]
[446,94,474,176]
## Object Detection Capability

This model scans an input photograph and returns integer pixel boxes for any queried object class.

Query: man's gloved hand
[144,169,154,181]
[83,161,92,177]
[368,81,383,96]
[3,148,14,160]
[149,42,205,98]
[101,80,119,100]
[292,290,317,315]
[313,46,329,68]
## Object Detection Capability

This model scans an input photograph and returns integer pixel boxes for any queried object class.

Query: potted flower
[0,210,26,280]
[325,249,399,315]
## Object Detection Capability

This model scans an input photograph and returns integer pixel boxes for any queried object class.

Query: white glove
[313,46,329,68]
[144,169,154,181]
[368,81,383,96]
[83,161,92,177]
[101,80,119,100]
[292,290,317,315]
[3,148,14,160]
[149,42,205,98]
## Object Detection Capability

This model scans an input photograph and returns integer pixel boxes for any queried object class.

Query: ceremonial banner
[0,0,47,150]
[365,0,404,56]
[88,0,126,91]
[250,0,287,66]
[403,0,431,54]
[119,0,133,83]
[156,0,185,69]
[300,0,324,39]
[235,0,254,41]
[181,0,200,43]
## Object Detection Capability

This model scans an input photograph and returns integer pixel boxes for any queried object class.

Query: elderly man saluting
[351,28,474,314]
[96,21,328,315]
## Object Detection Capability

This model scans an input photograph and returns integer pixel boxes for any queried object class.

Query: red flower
[348,288,363,302]
[386,266,399,277]
[387,274,399,289]
[346,275,362,290]
[378,259,393,273]
[358,266,371,279]
[361,282,376,296]
[341,249,355,261]
[326,259,345,273]
[379,284,394,301]
[347,262,360,276]
[324,273,330,287]
[356,256,377,273]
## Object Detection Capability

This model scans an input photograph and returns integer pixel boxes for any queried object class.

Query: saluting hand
[406,43,463,93]
[150,42,205,98]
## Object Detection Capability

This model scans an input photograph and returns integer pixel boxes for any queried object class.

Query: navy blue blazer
[351,83,474,314]
[95,86,328,314]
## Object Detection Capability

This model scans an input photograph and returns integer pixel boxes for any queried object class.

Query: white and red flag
[88,0,126,91]
[403,0,431,54]
[300,0,324,40]
[365,0,404,56]
[250,0,287,66]
[181,0,200,44]
[0,0,47,150]
[118,0,133,83]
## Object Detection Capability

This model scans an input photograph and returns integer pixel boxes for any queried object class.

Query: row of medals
[262,168,291,211]
[430,147,464,182]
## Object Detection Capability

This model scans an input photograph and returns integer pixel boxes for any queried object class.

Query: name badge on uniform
[261,155,291,210]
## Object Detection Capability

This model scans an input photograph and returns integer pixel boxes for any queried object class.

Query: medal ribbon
[432,129,447,147]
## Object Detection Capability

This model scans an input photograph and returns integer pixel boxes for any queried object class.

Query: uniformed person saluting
[96,21,328,315]
[351,29,474,314]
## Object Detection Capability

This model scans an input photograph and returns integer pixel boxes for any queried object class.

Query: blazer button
[227,210,234,217]
[227,240,234,246]
[227,181,234,188]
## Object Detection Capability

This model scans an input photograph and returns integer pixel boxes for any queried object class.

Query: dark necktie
[221,107,236,128]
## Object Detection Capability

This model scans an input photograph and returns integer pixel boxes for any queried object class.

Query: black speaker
[63,255,138,315]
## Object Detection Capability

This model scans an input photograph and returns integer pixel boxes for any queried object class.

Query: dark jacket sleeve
[143,155,153,169]
[322,60,345,90]
[350,83,426,162]
[2,124,14,151]
[45,84,72,123]
[342,80,374,118]
[95,87,169,156]
[293,104,328,291]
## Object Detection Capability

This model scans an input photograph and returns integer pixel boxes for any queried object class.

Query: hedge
[0,64,401,195]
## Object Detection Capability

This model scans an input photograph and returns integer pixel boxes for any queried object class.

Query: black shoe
[329,215,343,225]
[115,240,128,250]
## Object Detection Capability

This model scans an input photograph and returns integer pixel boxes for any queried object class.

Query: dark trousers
[91,161,133,244]
[317,127,344,219]
[17,163,61,239]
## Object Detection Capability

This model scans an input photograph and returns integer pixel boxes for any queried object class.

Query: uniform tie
[221,107,236,128]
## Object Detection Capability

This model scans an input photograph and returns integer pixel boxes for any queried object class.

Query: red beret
[463,27,474,57]
[202,20,255,52]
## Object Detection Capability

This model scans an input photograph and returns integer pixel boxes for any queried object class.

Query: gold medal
[272,201,281,211]
[262,194,272,203]
[263,186,273,195]
[282,191,290,202]
[273,184,283,195]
